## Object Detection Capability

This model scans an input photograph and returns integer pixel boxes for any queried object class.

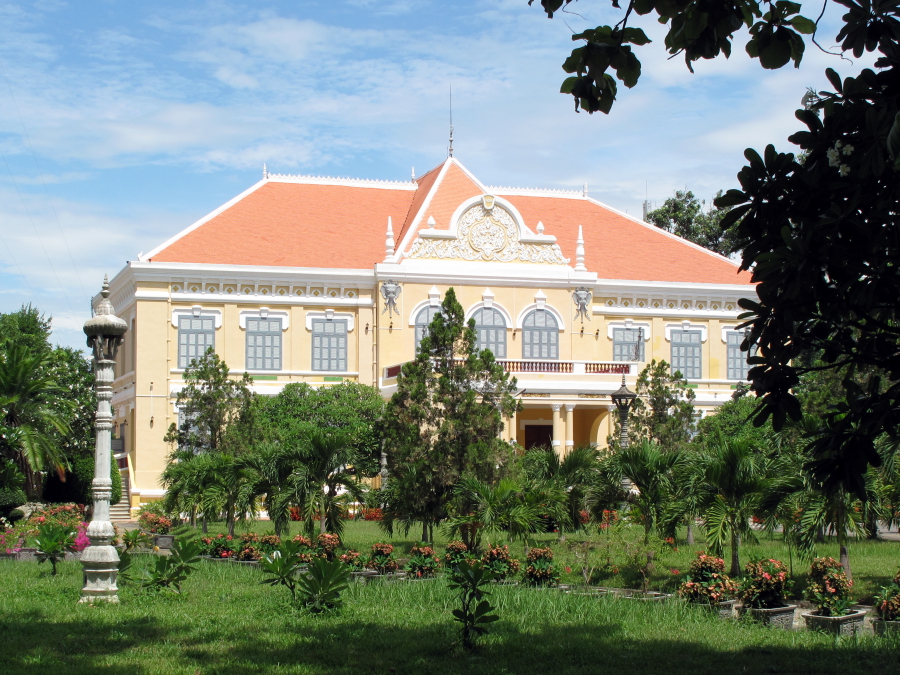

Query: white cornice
[488,185,583,199]
[141,180,268,261]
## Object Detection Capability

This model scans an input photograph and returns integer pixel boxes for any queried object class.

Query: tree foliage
[534,0,900,495]
[646,190,740,255]
[624,359,696,451]
[382,288,521,540]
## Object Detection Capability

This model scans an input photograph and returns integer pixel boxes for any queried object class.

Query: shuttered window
[726,331,755,380]
[178,316,215,369]
[246,318,282,370]
[473,308,507,358]
[312,319,348,372]
[522,310,558,359]
[671,329,702,379]
[414,306,442,352]
[613,328,645,362]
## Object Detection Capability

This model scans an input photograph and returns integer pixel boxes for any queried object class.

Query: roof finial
[574,225,586,272]
[263,163,268,179]
[385,216,395,262]
[411,166,415,181]
[448,83,454,158]
[583,183,588,197]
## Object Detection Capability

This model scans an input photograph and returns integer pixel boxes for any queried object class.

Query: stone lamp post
[80,275,127,603]
[610,374,637,449]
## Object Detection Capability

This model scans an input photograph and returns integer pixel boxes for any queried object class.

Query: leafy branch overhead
[533,0,818,114]
[535,0,900,498]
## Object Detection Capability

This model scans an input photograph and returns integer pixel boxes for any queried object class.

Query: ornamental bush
[28,503,84,531]
[677,552,738,605]
[443,541,474,569]
[739,558,792,609]
[407,544,440,578]
[138,511,172,534]
[874,567,900,622]
[339,549,364,570]
[805,557,853,617]
[481,544,521,582]
[199,534,236,558]
[523,547,559,586]
[292,534,321,564]
[317,533,341,561]
[365,542,398,575]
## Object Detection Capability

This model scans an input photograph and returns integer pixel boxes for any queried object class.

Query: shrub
[805,557,853,617]
[0,525,26,553]
[236,545,262,562]
[199,534,236,558]
[361,508,383,521]
[138,511,172,534]
[28,503,84,531]
[317,533,341,560]
[120,529,152,553]
[366,542,398,575]
[677,552,738,605]
[523,547,559,586]
[297,558,351,614]
[739,558,792,609]
[874,568,900,621]
[481,544,521,582]
[407,544,440,578]
[34,523,75,575]
[443,541,474,569]
[141,538,201,593]
[72,522,90,552]
[260,539,305,601]
[6,509,24,524]
[292,534,321,564]
[339,549,364,570]
[448,560,499,652]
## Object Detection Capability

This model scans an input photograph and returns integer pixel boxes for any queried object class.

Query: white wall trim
[171,306,223,328]
[465,301,513,327]
[721,325,747,342]
[408,297,442,327]
[239,308,290,330]
[305,310,355,331]
[515,304,566,331]
[665,320,708,342]
[606,319,651,340]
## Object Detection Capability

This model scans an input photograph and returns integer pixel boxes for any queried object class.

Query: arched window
[414,305,442,351]
[473,307,507,358]
[522,309,559,359]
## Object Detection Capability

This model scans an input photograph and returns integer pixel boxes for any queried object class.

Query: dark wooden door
[525,424,553,450]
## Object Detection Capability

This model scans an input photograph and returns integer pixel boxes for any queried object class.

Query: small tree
[382,288,521,543]
[646,190,740,256]
[620,360,696,452]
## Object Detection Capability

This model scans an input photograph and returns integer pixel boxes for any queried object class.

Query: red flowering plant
[291,534,321,564]
[481,544,521,582]
[407,544,440,578]
[366,542,398,574]
[316,533,341,561]
[236,545,262,561]
[137,512,172,534]
[739,558,793,609]
[0,524,27,553]
[597,509,619,531]
[874,568,900,621]
[199,534,236,558]
[677,553,738,605]
[523,547,560,586]
[443,540,475,569]
[28,503,84,531]
[805,557,854,617]
[339,549,365,570]
[362,508,383,521]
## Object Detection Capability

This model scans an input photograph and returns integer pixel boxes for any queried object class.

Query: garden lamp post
[80,275,127,603]
[610,374,637,449]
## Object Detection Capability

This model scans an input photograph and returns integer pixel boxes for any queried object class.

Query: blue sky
[0,0,873,350]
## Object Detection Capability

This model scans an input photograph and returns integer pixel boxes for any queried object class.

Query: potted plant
[678,552,739,618]
[523,547,560,587]
[365,543,399,576]
[738,558,796,629]
[443,540,474,570]
[138,510,174,548]
[801,557,866,635]
[873,567,900,636]
[407,543,440,579]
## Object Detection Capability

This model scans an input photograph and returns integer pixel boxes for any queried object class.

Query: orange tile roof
[503,195,752,285]
[147,159,751,285]
[150,181,417,269]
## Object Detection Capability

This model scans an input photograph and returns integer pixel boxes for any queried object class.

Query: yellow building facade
[106,157,755,513]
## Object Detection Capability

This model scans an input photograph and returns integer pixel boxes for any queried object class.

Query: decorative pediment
[407,196,569,265]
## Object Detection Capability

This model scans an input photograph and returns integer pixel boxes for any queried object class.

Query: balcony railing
[383,360,634,380]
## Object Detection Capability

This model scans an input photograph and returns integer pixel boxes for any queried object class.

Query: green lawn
[4,521,900,674]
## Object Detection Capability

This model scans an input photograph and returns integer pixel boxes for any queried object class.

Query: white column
[551,404,564,457]
[565,404,576,455]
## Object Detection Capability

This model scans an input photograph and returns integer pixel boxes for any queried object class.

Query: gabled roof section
[146,175,418,269]
[395,158,486,253]
[500,193,751,285]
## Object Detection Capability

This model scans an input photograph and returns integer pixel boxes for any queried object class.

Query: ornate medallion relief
[407,201,569,265]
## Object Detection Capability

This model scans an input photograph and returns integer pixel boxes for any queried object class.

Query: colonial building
[105,157,754,513]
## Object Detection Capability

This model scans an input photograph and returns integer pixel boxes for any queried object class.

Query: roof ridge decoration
[486,185,583,197]
[267,173,418,189]
[407,195,569,265]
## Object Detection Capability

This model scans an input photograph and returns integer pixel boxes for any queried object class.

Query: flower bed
[677,553,737,606]
[366,543,399,575]
[524,547,560,586]
[407,544,440,578]
[482,544,520,582]
[804,557,853,617]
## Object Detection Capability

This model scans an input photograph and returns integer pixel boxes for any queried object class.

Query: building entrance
[524,424,553,451]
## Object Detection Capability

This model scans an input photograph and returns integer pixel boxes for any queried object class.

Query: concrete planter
[872,618,900,636]
[699,599,737,619]
[802,609,867,636]
[0,552,16,561]
[15,547,38,562]
[153,534,175,549]
[741,604,797,629]
[64,551,83,562]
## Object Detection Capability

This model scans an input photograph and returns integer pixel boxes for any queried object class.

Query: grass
[5,520,899,674]
[3,551,900,675]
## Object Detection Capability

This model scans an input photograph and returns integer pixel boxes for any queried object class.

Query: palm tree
[522,445,599,535]
[0,344,71,497]
[614,439,682,544]
[699,434,769,576]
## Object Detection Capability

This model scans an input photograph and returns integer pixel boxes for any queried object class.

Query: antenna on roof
[582,183,588,197]
[448,83,454,158]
